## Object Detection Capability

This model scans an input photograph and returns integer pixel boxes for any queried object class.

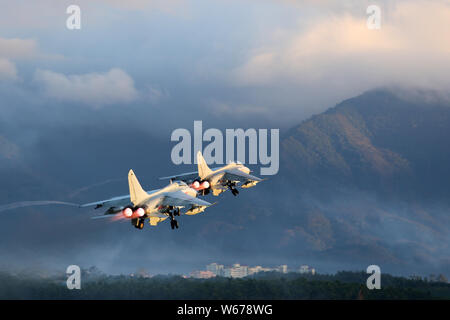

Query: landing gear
[132,218,145,230]
[167,206,180,216]
[170,219,179,229]
[227,182,239,196]
[169,209,179,230]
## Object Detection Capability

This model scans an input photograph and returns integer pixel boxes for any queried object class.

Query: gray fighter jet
[80,169,212,230]
[160,151,263,196]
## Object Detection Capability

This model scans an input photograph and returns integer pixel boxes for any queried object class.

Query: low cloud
[231,1,450,116]
[0,58,18,81]
[34,68,139,108]
[0,37,39,81]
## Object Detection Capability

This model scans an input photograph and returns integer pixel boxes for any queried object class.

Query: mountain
[268,89,450,274]
[281,89,450,201]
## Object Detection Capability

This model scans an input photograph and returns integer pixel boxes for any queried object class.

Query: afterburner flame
[192,181,200,189]
[122,207,133,218]
[191,180,210,190]
[201,181,210,189]
[135,207,145,217]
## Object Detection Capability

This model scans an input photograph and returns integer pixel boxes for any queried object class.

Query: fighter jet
[160,151,263,196]
[80,169,212,230]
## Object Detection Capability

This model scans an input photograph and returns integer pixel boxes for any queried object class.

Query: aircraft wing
[223,169,263,183]
[159,167,223,182]
[79,194,131,209]
[160,190,212,207]
[80,189,159,209]
[159,171,199,182]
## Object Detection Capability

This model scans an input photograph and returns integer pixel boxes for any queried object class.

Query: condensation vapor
[0,201,79,212]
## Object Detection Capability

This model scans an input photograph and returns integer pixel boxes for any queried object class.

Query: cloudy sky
[1,0,449,132]
[1,0,450,275]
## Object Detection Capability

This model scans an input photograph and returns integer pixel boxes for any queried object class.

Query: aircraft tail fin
[128,169,148,205]
[197,151,212,179]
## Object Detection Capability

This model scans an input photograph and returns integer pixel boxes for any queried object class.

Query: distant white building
[276,265,288,274]
[230,264,249,278]
[299,265,315,275]
[248,266,263,275]
[202,263,314,278]
[206,263,224,276]
[223,268,232,278]
[299,265,309,274]
[190,270,216,279]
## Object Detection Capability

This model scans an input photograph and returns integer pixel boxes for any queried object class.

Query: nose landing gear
[227,182,239,196]
[170,219,179,229]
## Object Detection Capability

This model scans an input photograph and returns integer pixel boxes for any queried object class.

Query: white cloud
[0,37,39,81]
[0,58,18,81]
[34,68,139,107]
[232,1,450,112]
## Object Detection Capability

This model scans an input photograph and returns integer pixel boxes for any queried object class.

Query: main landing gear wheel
[169,207,180,229]
[170,219,179,230]
[133,218,144,230]
[231,188,239,196]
